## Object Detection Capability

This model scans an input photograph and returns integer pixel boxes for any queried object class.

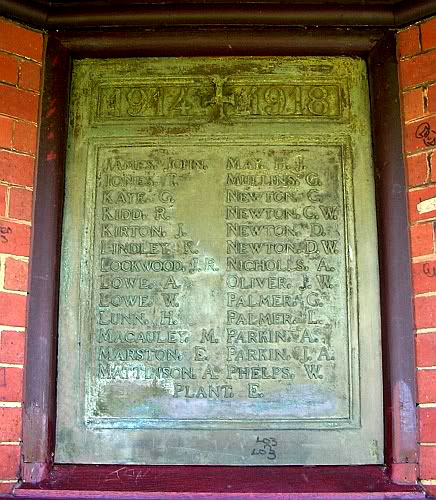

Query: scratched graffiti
[0,225,12,243]
[416,122,436,147]
[423,262,436,277]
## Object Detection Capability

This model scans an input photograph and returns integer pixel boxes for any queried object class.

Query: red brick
[18,60,41,92]
[0,330,25,365]
[419,406,436,442]
[419,445,436,479]
[13,121,37,155]
[0,220,31,257]
[0,84,39,122]
[409,185,436,223]
[421,18,436,51]
[0,446,20,479]
[415,295,436,329]
[431,151,436,183]
[0,53,18,86]
[8,188,32,222]
[0,115,13,150]
[397,26,421,58]
[417,369,436,403]
[0,150,34,186]
[0,292,27,328]
[4,259,28,293]
[416,333,436,367]
[410,222,434,257]
[413,260,436,295]
[0,19,43,62]
[0,483,15,494]
[0,185,6,217]
[404,115,436,154]
[428,83,436,115]
[402,88,425,121]
[399,51,436,88]
[406,153,428,186]
[0,407,22,441]
[0,366,23,402]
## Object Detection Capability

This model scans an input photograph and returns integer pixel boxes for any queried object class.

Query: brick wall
[0,18,43,495]
[398,16,436,496]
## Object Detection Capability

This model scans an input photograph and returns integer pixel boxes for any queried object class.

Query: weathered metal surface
[56,57,383,465]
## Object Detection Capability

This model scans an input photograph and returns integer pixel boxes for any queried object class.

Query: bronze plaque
[56,57,383,464]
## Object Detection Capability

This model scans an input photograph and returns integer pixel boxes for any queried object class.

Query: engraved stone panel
[56,57,383,465]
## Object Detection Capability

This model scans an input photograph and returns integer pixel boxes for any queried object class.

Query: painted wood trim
[368,31,418,470]
[22,35,71,467]
[16,464,424,496]
[0,0,435,30]
[58,28,385,58]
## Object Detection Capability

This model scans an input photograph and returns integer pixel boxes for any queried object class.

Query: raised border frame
[16,26,421,497]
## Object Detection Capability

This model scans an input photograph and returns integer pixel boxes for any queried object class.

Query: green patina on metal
[56,57,383,465]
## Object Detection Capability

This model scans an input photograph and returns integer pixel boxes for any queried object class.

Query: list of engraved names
[91,143,350,422]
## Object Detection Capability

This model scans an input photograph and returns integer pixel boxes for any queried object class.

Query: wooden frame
[1,0,436,29]
[16,25,421,497]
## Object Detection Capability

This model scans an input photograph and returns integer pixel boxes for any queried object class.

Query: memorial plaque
[56,57,383,465]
